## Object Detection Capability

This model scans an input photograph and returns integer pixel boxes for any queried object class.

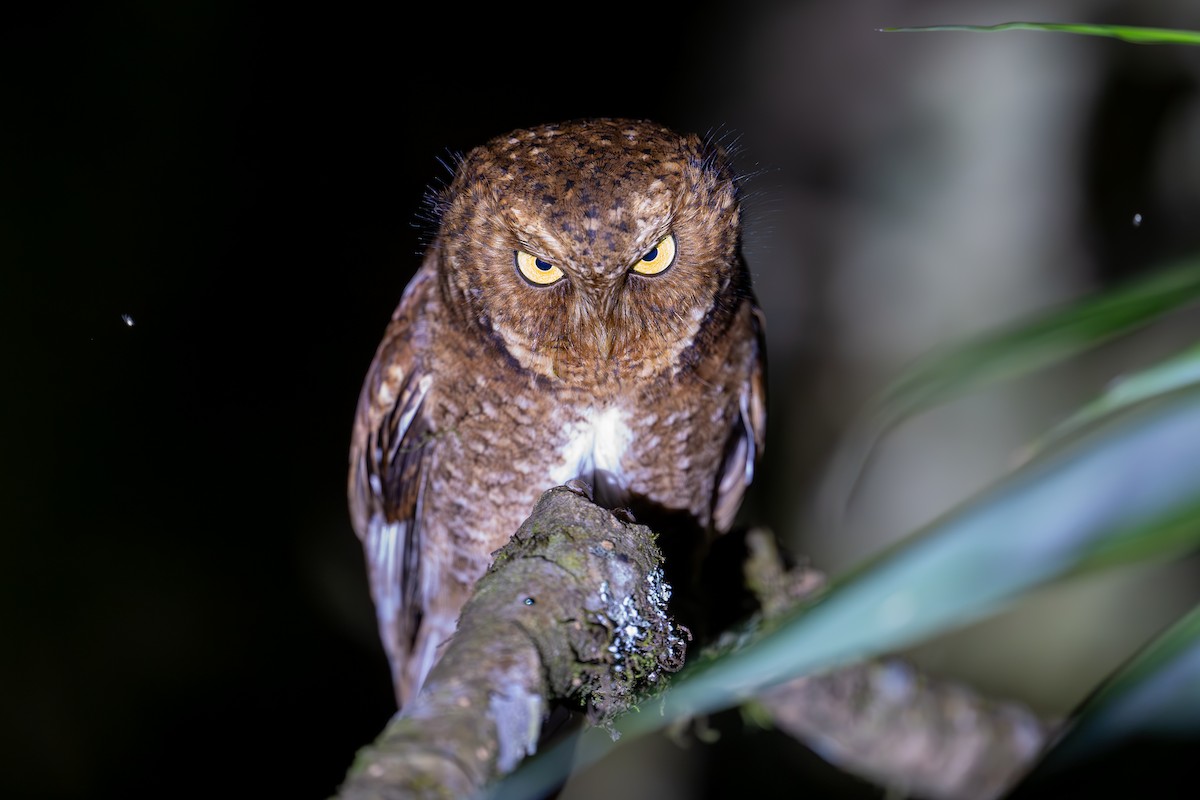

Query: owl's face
[432,118,747,384]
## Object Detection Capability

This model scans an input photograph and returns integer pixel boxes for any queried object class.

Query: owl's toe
[611,507,637,523]
[563,478,594,500]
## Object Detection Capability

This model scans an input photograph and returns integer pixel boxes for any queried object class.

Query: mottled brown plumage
[349,118,766,706]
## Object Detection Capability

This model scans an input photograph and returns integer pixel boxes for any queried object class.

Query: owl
[349,118,766,707]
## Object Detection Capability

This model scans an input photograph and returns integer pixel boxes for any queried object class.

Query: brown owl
[349,118,766,707]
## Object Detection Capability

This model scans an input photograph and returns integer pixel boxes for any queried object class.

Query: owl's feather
[712,305,767,532]
[349,259,437,693]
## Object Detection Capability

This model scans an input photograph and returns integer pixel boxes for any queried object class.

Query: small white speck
[121,314,135,327]
[1132,212,1143,227]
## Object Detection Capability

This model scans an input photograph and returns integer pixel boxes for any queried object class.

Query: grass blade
[1033,340,1200,454]
[871,259,1200,435]
[881,22,1200,46]
[1007,601,1200,795]
[822,259,1200,512]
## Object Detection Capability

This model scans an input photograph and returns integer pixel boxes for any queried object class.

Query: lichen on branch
[335,485,687,800]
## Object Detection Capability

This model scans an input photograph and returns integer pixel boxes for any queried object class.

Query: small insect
[121,313,135,327]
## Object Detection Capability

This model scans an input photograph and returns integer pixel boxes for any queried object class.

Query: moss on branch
[335,485,686,799]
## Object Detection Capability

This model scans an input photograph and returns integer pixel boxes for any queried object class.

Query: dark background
[5,2,1200,799]
[1,4,769,798]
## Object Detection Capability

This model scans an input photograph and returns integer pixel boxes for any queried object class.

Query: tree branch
[335,485,685,800]
[335,492,1056,800]
[739,529,1055,800]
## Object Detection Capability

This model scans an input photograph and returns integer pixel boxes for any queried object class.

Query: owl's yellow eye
[631,233,676,276]
[515,250,565,286]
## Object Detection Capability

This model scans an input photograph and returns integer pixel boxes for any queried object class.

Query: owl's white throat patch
[550,406,632,505]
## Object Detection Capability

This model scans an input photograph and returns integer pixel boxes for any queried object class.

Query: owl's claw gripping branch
[335,486,686,800]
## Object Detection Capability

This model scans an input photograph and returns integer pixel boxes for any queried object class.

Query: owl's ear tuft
[698,125,743,173]
[425,156,458,205]
[415,148,469,236]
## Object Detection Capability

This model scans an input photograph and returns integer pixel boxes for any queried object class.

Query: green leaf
[1009,600,1200,792]
[872,259,1200,436]
[881,22,1200,46]
[1033,340,1200,454]
[823,259,1200,509]
[657,385,1200,725]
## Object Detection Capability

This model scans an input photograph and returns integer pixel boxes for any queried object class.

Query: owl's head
[431,118,751,384]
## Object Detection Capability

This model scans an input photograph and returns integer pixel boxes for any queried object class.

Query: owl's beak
[593,327,613,360]
[585,284,622,359]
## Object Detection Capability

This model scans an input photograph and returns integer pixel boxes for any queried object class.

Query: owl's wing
[348,261,437,691]
[712,303,768,533]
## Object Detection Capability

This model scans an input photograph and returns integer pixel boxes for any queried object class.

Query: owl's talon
[612,507,637,523]
[564,478,594,501]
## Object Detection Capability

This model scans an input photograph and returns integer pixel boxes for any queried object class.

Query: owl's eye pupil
[642,247,659,262]
[535,258,554,272]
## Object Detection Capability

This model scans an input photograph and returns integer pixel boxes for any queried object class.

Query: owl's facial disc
[436,117,745,382]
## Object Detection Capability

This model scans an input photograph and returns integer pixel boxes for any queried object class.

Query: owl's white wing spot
[366,515,406,679]
[385,375,433,464]
[377,382,395,407]
[710,305,767,533]
[738,389,758,486]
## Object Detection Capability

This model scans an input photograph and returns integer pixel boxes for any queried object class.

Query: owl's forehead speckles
[457,119,707,257]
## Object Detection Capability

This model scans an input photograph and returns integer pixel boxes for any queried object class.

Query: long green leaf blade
[871,259,1200,434]
[1007,601,1200,795]
[881,22,1200,46]
[1034,341,1200,452]
[821,259,1200,511]
[659,386,1200,723]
